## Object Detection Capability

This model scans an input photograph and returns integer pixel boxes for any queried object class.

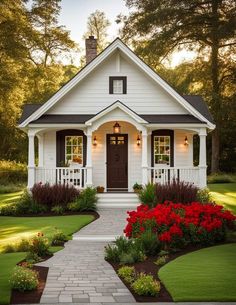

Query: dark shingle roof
[139,114,203,124]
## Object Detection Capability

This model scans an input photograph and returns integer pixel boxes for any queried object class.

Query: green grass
[159,243,236,301]
[0,214,94,304]
[0,215,94,252]
[0,191,23,207]
[0,252,26,304]
[208,183,236,214]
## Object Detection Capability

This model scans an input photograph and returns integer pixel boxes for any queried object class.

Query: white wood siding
[174,130,193,167]
[47,51,189,115]
[43,131,56,167]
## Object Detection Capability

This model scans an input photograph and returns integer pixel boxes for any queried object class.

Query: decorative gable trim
[18,38,215,129]
[85,100,148,126]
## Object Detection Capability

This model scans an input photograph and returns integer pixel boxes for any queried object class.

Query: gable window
[65,136,83,165]
[109,76,127,94]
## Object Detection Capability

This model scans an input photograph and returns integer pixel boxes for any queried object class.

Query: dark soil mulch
[10,265,48,304]
[12,211,100,218]
[109,245,203,302]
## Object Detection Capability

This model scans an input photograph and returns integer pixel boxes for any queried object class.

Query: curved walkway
[38,208,135,303]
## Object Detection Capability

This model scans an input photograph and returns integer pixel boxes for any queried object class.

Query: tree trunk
[210,0,220,173]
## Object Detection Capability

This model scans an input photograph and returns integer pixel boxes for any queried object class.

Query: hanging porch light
[113,122,121,134]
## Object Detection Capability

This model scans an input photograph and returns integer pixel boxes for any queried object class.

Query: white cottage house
[19,37,215,192]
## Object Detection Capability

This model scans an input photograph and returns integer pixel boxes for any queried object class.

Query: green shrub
[29,233,50,257]
[51,228,67,246]
[118,266,135,284]
[131,273,161,296]
[25,252,42,263]
[17,238,31,252]
[0,184,24,194]
[76,187,98,211]
[51,205,65,215]
[119,248,145,265]
[10,266,38,292]
[136,230,161,256]
[0,160,27,185]
[0,204,17,216]
[207,173,235,184]
[138,183,156,208]
[104,244,120,262]
[119,252,136,264]
[67,201,79,211]
[15,190,47,215]
[115,236,133,253]
[155,255,168,266]
[3,244,16,253]
[133,183,143,192]
[196,188,212,203]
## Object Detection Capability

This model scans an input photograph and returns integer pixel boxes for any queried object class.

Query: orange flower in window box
[73,156,82,164]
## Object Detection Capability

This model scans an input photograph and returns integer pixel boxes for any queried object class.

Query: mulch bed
[10,265,48,304]
[109,245,203,302]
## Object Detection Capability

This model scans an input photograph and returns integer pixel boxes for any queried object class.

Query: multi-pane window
[109,77,127,94]
[154,136,171,166]
[65,136,83,164]
[113,80,123,94]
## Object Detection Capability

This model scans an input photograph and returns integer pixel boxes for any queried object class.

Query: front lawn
[159,243,236,301]
[0,252,26,305]
[209,183,236,214]
[0,214,94,252]
[0,214,94,304]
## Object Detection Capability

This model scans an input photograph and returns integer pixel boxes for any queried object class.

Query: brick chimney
[85,36,97,64]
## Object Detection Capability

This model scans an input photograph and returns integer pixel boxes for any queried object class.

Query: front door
[107,134,128,191]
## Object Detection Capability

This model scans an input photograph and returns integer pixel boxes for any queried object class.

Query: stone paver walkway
[37,208,135,303]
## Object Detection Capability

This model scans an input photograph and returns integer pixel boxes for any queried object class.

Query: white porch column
[36,134,44,167]
[27,130,36,189]
[141,129,149,185]
[198,128,207,188]
[85,128,93,187]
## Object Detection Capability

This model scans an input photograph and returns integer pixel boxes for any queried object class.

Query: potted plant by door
[133,183,143,193]
[96,186,105,193]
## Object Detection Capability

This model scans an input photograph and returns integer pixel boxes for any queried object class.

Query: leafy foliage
[118,266,135,284]
[131,273,160,296]
[10,266,38,292]
[69,187,97,211]
[29,233,51,257]
[138,183,156,208]
[155,180,199,204]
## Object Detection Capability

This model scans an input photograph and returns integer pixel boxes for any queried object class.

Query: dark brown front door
[107,134,128,191]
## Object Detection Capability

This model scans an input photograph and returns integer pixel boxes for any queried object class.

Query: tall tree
[118,0,236,173]
[83,10,111,52]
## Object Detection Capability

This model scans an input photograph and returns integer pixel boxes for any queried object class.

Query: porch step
[97,193,140,208]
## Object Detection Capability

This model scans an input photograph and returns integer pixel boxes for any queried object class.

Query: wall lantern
[137,135,141,146]
[113,122,121,134]
[184,136,189,146]
[93,136,97,146]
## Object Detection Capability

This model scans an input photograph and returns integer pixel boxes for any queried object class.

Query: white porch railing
[147,167,200,187]
[35,167,87,188]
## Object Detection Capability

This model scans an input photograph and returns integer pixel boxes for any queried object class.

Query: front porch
[27,119,208,190]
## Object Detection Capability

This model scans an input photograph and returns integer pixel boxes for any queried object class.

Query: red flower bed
[124,202,236,247]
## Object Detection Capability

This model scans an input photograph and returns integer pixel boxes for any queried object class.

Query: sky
[48,0,196,67]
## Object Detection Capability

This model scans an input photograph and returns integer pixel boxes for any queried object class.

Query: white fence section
[148,167,200,187]
[35,167,87,188]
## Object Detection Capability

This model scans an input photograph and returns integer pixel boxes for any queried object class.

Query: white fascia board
[19,38,215,130]
[28,124,86,129]
[85,101,148,126]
